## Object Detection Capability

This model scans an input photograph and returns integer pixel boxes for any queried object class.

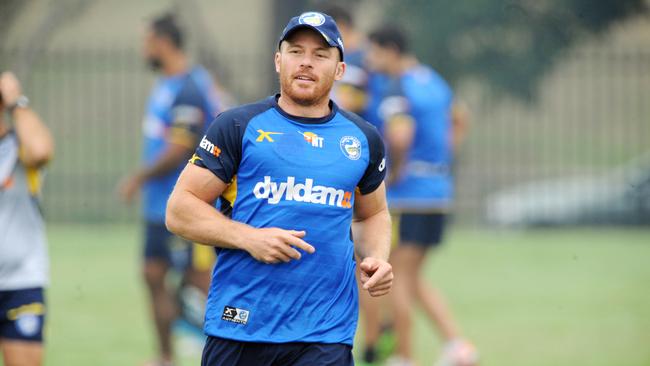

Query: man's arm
[0,72,54,168]
[166,163,315,264]
[451,100,470,152]
[119,142,193,202]
[119,80,209,203]
[353,182,393,297]
[384,114,415,185]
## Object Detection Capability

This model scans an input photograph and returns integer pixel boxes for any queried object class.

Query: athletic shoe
[386,355,416,366]
[434,339,479,366]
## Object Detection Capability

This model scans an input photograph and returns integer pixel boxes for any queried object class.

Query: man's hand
[241,228,316,264]
[117,173,144,203]
[359,257,393,297]
[0,72,22,107]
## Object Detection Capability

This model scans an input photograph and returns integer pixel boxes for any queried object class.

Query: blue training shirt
[379,65,454,210]
[142,65,220,222]
[192,95,386,345]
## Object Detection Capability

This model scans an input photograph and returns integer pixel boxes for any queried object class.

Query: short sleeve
[358,128,387,195]
[378,95,410,122]
[191,112,242,184]
[168,79,206,148]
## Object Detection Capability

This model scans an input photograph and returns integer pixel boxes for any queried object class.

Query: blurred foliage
[384,0,647,99]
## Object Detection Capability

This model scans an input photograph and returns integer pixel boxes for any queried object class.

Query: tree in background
[385,0,646,99]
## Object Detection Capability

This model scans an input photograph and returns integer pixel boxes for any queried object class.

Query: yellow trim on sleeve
[222,175,238,206]
[26,167,41,195]
[189,154,202,164]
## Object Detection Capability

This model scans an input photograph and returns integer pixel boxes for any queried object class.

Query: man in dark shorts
[166,11,393,366]
[366,26,477,366]
[0,71,54,366]
[117,14,221,366]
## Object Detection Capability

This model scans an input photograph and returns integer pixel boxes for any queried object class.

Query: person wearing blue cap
[165,11,393,366]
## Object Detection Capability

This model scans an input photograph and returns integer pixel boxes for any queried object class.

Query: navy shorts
[144,221,194,271]
[396,213,447,248]
[0,287,46,342]
[201,336,354,366]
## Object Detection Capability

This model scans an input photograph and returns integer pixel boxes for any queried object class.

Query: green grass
[32,225,650,366]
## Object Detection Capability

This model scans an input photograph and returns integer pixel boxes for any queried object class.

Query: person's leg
[143,259,176,365]
[415,277,460,341]
[179,243,215,330]
[408,214,478,366]
[412,213,460,341]
[183,243,214,295]
[356,258,382,364]
[390,243,427,362]
[143,223,177,365]
[1,340,43,366]
[0,288,46,366]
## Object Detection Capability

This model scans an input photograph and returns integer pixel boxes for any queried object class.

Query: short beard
[279,73,333,107]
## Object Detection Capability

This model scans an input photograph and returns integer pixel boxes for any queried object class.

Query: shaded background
[1,1,649,365]
[2,0,648,225]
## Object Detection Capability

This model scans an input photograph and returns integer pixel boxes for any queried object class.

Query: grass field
[32,225,650,366]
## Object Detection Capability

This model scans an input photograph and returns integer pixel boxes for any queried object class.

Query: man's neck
[277,94,331,118]
[162,53,189,76]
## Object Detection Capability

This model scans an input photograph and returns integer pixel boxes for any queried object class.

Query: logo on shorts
[222,306,250,325]
[16,314,40,337]
[339,136,361,160]
[7,302,45,337]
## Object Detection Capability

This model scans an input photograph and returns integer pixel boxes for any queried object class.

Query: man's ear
[274,51,281,73]
[334,61,346,82]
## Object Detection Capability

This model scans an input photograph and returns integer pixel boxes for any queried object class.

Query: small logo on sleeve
[199,136,221,157]
[222,306,250,325]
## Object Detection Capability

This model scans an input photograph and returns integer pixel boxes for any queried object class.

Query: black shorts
[144,221,215,272]
[201,336,354,366]
[394,213,447,248]
[0,287,45,342]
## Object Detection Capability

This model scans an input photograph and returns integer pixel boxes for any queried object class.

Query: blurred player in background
[117,13,221,366]
[325,5,369,115]
[366,26,476,366]
[0,71,54,366]
[325,6,391,365]
[166,11,392,366]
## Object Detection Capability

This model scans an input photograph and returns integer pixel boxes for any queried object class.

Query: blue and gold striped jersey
[379,65,454,211]
[141,65,220,222]
[192,95,385,345]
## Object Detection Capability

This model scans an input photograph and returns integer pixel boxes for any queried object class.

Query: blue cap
[279,12,344,61]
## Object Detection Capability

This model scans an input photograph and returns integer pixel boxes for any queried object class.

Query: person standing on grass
[166,11,393,366]
[117,13,221,366]
[0,71,54,366]
[365,25,477,366]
